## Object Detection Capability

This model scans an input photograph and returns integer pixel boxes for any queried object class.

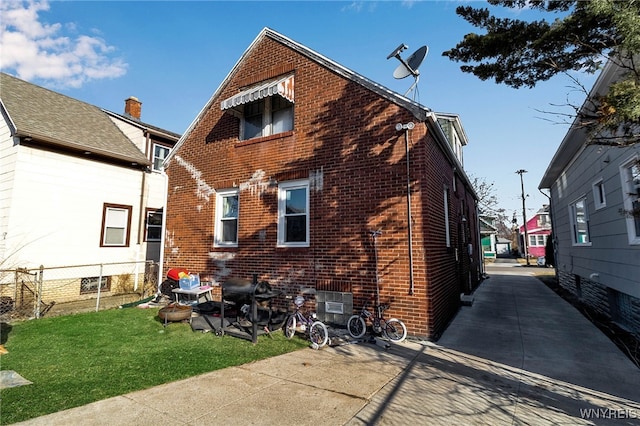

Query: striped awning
[221,75,294,110]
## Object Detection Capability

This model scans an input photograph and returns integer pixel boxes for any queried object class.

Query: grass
[0,307,308,424]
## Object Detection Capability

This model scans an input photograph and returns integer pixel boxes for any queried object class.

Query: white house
[539,60,640,335]
[0,73,179,306]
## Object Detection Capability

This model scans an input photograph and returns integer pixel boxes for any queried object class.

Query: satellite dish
[393,45,428,79]
[387,44,428,99]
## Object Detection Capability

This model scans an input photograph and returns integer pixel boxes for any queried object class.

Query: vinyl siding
[552,143,640,298]
[4,144,147,269]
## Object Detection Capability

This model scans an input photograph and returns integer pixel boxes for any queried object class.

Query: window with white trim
[444,187,451,247]
[569,197,590,245]
[592,178,606,210]
[145,208,162,242]
[528,234,547,247]
[537,213,550,227]
[214,190,239,247]
[242,96,293,141]
[278,180,309,247]
[620,156,640,244]
[153,144,170,171]
[101,204,132,247]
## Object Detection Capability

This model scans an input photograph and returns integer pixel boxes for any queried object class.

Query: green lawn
[0,307,307,424]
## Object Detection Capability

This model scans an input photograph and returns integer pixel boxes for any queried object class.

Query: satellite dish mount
[387,44,428,99]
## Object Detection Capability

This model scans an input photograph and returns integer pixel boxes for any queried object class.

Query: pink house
[519,205,551,258]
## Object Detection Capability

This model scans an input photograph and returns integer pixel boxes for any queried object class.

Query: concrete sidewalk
[14,268,640,425]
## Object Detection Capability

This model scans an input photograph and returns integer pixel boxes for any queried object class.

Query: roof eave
[103,110,181,141]
[15,129,151,167]
[0,99,17,135]
[539,58,631,190]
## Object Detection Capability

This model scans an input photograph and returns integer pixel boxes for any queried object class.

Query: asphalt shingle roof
[1,72,150,166]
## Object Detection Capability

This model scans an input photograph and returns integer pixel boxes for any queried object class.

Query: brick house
[163,28,480,339]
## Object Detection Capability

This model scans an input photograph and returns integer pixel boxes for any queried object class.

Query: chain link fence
[0,261,159,320]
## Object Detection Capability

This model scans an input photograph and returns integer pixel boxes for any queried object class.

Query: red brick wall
[164,35,480,338]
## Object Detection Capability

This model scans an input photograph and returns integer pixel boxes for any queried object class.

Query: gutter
[15,129,151,167]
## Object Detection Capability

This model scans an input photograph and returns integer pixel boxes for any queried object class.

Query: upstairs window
[271,95,294,134]
[537,214,550,227]
[153,144,170,171]
[243,101,265,140]
[220,75,295,141]
[240,96,293,140]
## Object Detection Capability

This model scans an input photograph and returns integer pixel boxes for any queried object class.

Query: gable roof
[166,28,478,202]
[435,112,469,146]
[170,27,432,159]
[104,110,181,141]
[0,72,150,166]
[479,216,497,233]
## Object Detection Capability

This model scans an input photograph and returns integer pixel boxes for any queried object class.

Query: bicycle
[347,301,407,343]
[283,295,329,348]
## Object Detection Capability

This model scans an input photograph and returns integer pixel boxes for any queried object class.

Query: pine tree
[444,0,640,146]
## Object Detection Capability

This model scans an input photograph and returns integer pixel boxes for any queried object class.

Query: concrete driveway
[13,264,640,425]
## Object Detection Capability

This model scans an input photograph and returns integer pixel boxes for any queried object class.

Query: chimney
[124,96,142,120]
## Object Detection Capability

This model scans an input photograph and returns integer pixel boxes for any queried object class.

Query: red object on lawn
[167,268,189,281]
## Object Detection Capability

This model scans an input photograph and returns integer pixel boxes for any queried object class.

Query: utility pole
[516,169,530,266]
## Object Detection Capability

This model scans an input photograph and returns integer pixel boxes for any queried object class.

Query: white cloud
[341,2,362,13]
[0,0,127,88]
[341,1,378,13]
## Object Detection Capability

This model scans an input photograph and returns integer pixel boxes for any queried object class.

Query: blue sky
[1,0,599,224]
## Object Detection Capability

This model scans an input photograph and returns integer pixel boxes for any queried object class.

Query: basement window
[80,276,110,294]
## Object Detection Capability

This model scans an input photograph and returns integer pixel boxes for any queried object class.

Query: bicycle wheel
[347,315,366,339]
[382,318,407,342]
[309,321,329,348]
[284,315,296,339]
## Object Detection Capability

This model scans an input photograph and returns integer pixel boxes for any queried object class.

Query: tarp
[0,370,32,389]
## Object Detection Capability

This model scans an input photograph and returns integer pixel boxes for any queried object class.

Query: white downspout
[158,170,169,293]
